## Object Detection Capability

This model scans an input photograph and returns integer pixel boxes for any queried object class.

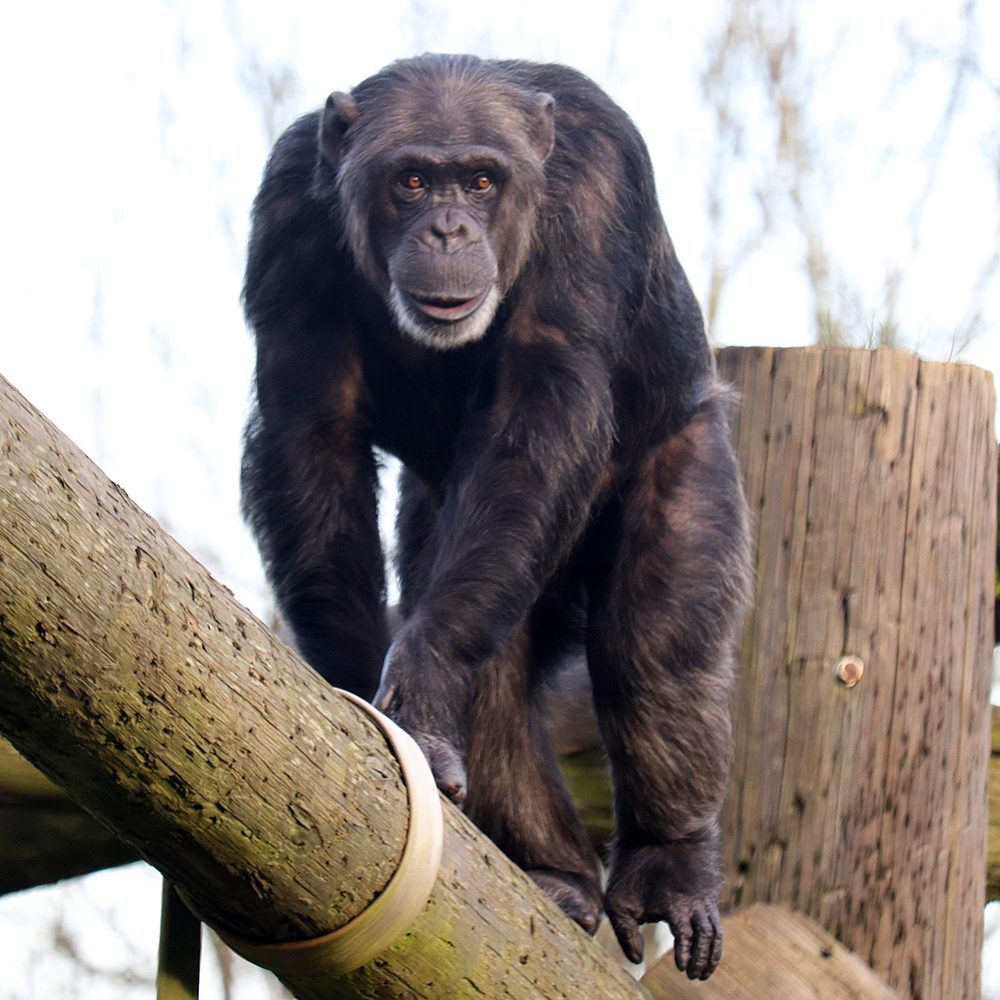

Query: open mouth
[407,288,490,323]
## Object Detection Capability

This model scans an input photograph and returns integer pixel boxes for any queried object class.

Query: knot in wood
[834,655,864,688]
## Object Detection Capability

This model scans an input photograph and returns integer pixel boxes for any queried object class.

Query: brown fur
[241,55,751,981]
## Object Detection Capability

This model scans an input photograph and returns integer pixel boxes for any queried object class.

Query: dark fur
[241,54,750,980]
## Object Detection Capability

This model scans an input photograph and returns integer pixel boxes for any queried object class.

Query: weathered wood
[0,801,137,894]
[0,372,645,1000]
[1,732,65,801]
[717,348,996,1000]
[0,722,617,891]
[641,904,901,999]
[0,734,138,892]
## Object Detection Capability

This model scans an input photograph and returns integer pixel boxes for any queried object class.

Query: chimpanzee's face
[375,144,507,348]
[321,74,555,348]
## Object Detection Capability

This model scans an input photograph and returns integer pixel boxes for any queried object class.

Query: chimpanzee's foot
[527,868,603,933]
[604,840,723,979]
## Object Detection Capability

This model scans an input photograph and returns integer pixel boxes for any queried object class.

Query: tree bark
[0,372,644,1000]
[717,347,996,1000]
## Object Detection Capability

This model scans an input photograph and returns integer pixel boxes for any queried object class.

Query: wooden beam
[0,735,137,892]
[0,371,644,1000]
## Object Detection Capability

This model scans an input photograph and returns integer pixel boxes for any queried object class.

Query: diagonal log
[0,372,644,1000]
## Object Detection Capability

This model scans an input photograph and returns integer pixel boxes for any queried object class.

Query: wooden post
[157,881,202,1000]
[717,348,996,1000]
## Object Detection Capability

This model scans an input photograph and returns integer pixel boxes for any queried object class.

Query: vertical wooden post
[157,881,201,1000]
[717,347,996,1000]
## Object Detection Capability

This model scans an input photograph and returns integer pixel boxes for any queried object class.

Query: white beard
[388,284,501,350]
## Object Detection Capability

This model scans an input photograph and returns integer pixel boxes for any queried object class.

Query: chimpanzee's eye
[398,172,427,192]
[468,172,494,193]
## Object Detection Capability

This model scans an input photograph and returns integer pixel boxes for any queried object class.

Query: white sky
[0,1,998,996]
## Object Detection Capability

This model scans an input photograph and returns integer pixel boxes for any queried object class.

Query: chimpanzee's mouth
[407,288,490,322]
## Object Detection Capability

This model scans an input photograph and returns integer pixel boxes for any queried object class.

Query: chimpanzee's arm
[374,326,613,798]
[240,113,389,697]
[242,347,388,699]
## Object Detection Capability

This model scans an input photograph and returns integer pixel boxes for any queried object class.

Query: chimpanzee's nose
[431,209,469,242]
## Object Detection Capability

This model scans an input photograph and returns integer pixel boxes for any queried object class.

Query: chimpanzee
[241,54,751,981]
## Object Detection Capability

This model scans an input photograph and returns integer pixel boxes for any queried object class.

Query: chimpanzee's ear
[530,92,556,163]
[320,91,360,170]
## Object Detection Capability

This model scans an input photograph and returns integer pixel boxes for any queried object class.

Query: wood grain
[0,371,645,1000]
[717,348,996,1000]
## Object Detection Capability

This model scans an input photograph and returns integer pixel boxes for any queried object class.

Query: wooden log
[0,372,644,1000]
[717,348,996,1000]
[0,734,138,892]
[641,904,901,999]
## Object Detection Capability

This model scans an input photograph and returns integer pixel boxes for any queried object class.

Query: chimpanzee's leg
[463,623,603,932]
[396,467,603,930]
[586,390,750,980]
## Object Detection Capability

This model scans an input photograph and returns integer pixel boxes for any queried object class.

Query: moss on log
[0,371,644,1000]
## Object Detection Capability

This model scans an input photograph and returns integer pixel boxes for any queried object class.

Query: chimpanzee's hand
[604,839,723,980]
[373,622,469,807]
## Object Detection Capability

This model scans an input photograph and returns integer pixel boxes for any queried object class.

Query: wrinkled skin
[241,54,751,978]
